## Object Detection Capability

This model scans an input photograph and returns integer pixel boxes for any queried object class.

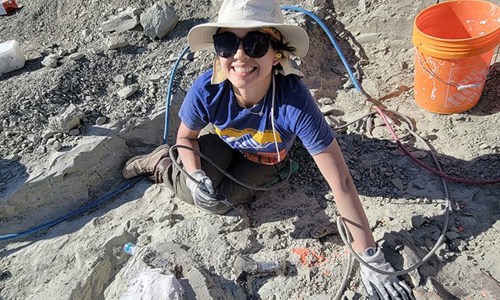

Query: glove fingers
[361,273,375,297]
[194,199,219,209]
[393,284,408,300]
[384,281,402,300]
[370,290,380,300]
[374,282,391,300]
[201,177,215,194]
[193,187,222,208]
[196,195,219,207]
[398,280,414,300]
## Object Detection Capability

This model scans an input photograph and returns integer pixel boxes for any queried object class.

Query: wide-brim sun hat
[187,0,310,58]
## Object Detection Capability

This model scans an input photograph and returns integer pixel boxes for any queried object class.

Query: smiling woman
[215,28,279,103]
[120,0,414,299]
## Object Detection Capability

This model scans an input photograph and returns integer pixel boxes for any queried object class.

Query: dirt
[1,0,499,299]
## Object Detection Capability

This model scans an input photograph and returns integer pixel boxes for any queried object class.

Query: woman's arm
[176,122,203,174]
[312,138,376,252]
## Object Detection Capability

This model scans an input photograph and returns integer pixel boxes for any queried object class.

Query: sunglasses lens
[243,32,270,58]
[213,31,271,58]
[213,32,238,58]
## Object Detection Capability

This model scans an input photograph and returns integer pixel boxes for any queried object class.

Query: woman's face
[217,28,280,91]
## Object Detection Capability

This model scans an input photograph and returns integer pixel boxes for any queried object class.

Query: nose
[233,42,248,59]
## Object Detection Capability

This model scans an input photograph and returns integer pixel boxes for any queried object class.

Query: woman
[123,0,413,298]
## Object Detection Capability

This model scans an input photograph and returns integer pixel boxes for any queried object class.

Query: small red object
[0,0,19,15]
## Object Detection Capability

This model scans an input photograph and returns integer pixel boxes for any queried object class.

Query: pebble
[445,231,460,240]
[68,53,84,61]
[42,57,58,68]
[343,290,357,299]
[68,129,79,136]
[96,117,107,126]
[53,141,62,151]
[117,84,139,99]
[113,74,126,85]
[411,215,427,228]
[390,178,404,190]
[147,74,162,82]
[479,143,490,149]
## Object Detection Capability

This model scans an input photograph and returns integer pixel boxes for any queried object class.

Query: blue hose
[163,46,191,144]
[1,6,361,242]
[281,5,363,94]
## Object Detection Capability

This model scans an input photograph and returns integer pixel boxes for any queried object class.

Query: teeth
[234,67,253,73]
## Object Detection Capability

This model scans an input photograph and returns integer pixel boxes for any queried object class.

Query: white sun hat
[188,0,309,83]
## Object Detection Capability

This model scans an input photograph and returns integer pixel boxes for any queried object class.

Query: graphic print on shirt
[214,126,287,165]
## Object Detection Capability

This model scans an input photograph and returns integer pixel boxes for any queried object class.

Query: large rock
[0,132,131,235]
[0,40,25,74]
[140,2,178,40]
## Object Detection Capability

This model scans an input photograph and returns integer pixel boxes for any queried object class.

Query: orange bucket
[412,0,500,114]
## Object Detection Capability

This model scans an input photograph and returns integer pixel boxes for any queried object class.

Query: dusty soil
[1,0,499,299]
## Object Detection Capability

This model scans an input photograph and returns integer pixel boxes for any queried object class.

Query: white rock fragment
[101,7,141,32]
[0,40,25,74]
[117,84,139,98]
[147,74,162,82]
[106,36,129,50]
[68,53,85,61]
[42,56,58,68]
[57,49,69,56]
[114,74,127,85]
[53,141,62,151]
[47,104,85,133]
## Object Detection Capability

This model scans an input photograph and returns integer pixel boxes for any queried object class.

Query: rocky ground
[1,0,499,299]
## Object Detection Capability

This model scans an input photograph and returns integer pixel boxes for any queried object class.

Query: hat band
[260,27,282,42]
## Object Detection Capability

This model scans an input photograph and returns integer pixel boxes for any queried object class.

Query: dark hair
[270,38,296,56]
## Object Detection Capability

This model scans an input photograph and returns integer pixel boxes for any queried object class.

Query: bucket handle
[415,47,483,91]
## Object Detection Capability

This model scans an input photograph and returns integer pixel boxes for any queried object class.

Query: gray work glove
[186,169,220,209]
[360,248,414,300]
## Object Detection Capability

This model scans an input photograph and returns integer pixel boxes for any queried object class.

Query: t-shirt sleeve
[287,79,335,156]
[178,72,212,130]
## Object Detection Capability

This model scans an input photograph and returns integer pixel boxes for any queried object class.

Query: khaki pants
[164,129,287,214]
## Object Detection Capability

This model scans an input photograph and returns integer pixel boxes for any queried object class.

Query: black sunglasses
[213,31,272,58]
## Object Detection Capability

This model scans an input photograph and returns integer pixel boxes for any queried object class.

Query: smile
[233,67,256,73]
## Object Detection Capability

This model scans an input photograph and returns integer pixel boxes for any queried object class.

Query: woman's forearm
[313,139,376,252]
[176,122,203,175]
[176,137,202,174]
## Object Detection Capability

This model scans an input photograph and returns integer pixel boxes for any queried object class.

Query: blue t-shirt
[179,70,335,165]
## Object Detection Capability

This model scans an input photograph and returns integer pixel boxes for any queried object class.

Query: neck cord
[270,74,281,162]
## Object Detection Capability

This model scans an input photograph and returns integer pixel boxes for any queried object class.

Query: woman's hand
[359,248,414,300]
[186,169,220,209]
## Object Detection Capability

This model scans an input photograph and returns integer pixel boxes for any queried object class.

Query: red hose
[373,106,500,185]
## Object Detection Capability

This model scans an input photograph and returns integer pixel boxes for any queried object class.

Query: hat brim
[188,20,309,57]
